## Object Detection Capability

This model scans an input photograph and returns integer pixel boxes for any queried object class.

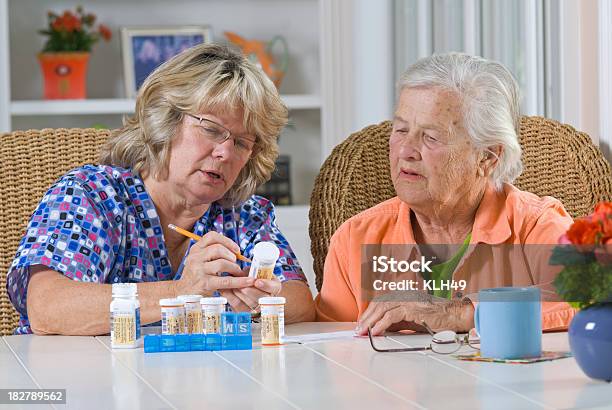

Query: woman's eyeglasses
[186,113,257,156]
[368,321,480,354]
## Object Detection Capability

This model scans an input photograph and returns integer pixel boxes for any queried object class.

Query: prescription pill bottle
[160,298,185,335]
[248,242,280,280]
[178,294,203,334]
[259,296,286,345]
[200,296,227,334]
[110,283,140,349]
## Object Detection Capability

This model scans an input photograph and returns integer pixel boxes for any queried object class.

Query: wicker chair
[309,116,612,291]
[0,128,112,335]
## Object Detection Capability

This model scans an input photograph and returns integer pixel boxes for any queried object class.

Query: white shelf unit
[10,99,137,116]
[10,95,322,116]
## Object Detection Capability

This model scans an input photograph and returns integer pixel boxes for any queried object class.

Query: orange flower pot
[38,52,90,99]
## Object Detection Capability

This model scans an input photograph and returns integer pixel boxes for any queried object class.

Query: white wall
[352,0,395,133]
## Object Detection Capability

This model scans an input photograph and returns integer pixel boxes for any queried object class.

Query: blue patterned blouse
[6,165,306,334]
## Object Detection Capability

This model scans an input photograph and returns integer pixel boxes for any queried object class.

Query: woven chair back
[0,128,111,335]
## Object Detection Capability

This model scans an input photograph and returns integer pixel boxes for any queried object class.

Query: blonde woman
[7,43,315,335]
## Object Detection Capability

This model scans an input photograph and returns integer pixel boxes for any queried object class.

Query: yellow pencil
[167,224,252,263]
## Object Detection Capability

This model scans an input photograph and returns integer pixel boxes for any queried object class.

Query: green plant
[39,6,112,52]
[551,202,612,309]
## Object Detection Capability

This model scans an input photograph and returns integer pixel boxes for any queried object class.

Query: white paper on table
[284,330,359,344]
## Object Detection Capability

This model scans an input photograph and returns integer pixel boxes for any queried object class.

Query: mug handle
[474,303,481,336]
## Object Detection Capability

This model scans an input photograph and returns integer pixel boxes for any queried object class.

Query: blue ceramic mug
[474,287,542,359]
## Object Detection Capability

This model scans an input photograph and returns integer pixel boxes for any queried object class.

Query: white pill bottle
[248,242,280,280]
[160,298,186,335]
[110,283,140,349]
[259,296,286,345]
[201,296,227,334]
[178,294,203,334]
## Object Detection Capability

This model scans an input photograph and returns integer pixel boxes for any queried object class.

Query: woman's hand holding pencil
[168,224,251,262]
[169,224,281,312]
[170,226,255,297]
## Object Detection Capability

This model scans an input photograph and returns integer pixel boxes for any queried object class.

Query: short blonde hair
[99,43,288,205]
[398,53,523,190]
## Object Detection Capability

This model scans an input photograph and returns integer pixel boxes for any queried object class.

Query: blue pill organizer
[144,312,252,353]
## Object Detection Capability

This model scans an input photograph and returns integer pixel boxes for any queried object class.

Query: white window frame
[462,0,481,56]
[527,1,546,116]
[599,0,612,163]
[394,0,546,116]
[0,0,10,132]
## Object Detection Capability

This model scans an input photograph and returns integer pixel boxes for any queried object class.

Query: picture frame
[121,26,212,98]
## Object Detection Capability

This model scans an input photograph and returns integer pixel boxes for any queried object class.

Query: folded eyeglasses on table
[368,321,480,354]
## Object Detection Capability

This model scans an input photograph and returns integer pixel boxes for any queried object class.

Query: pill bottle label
[204,312,221,334]
[135,307,141,340]
[111,311,137,347]
[261,305,285,345]
[161,306,184,335]
[185,305,203,334]
[179,311,185,333]
[255,264,275,280]
[249,259,276,280]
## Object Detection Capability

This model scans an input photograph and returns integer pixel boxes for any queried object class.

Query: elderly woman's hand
[176,231,255,296]
[355,296,475,336]
[221,273,282,312]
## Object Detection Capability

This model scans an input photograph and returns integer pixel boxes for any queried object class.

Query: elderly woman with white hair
[7,43,315,335]
[315,53,575,335]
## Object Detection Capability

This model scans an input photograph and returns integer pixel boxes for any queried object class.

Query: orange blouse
[315,183,577,331]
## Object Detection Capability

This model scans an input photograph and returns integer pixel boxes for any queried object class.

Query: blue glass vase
[568,303,612,382]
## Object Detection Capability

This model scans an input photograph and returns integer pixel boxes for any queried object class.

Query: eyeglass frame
[367,321,480,354]
[184,112,259,156]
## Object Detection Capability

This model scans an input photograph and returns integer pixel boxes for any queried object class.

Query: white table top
[2,322,611,409]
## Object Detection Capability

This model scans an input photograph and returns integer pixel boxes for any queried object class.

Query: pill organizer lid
[200,296,228,305]
[112,283,137,297]
[177,294,203,303]
[253,241,280,263]
[159,298,183,306]
[258,296,286,305]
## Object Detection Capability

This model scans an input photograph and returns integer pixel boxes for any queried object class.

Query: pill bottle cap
[159,298,183,307]
[112,283,137,297]
[258,296,286,305]
[252,241,280,264]
[200,296,228,305]
[177,294,202,303]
